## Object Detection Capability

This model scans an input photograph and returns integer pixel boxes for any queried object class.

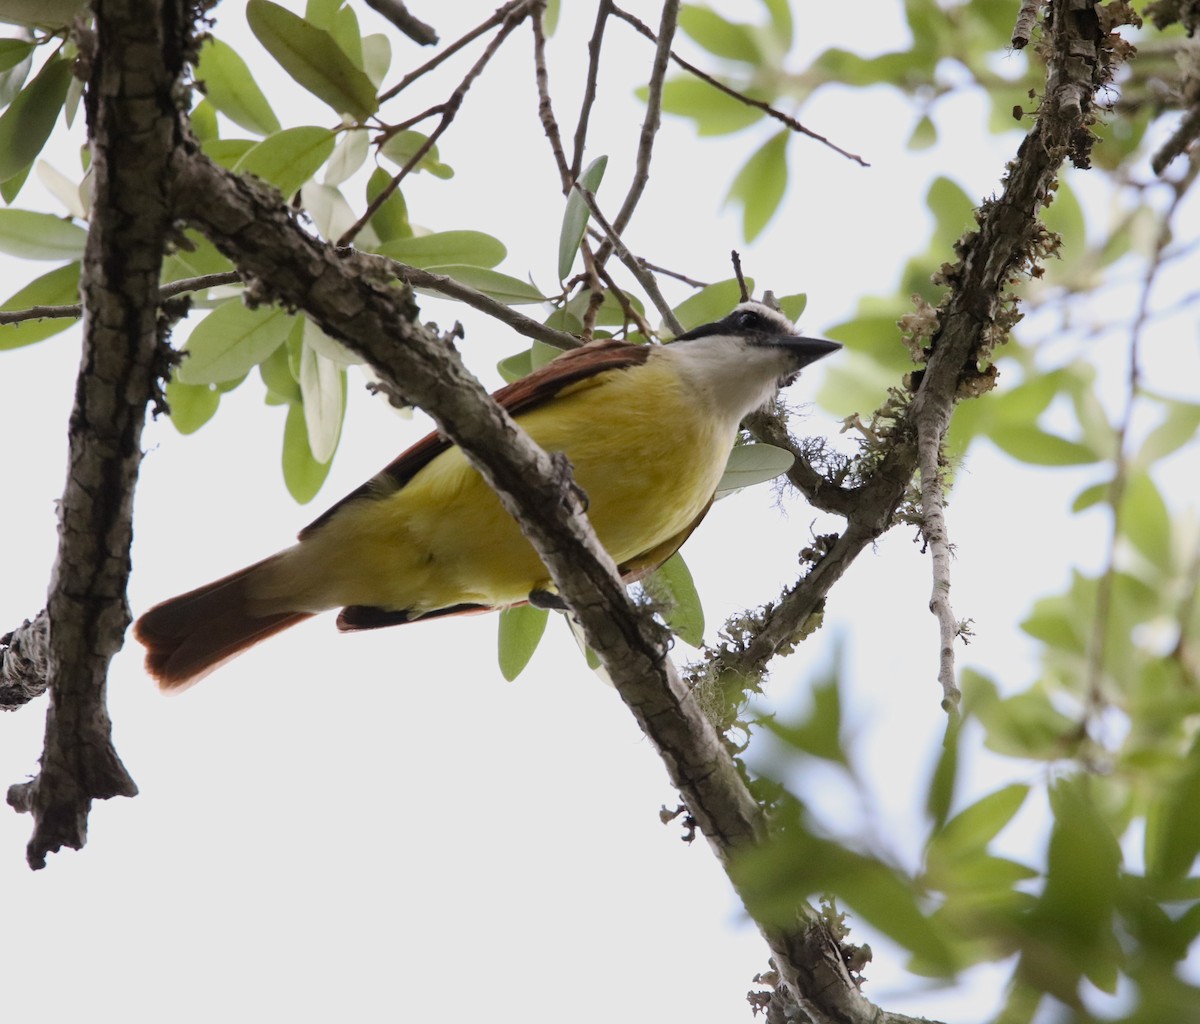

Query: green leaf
[497,605,549,681]
[642,553,704,647]
[0,39,35,74]
[378,129,454,178]
[177,301,293,384]
[247,0,378,121]
[1137,399,1200,466]
[377,230,506,269]
[361,33,391,88]
[301,316,358,365]
[558,154,607,280]
[678,6,761,63]
[1122,471,1172,572]
[760,0,792,45]
[927,784,1029,870]
[0,55,71,184]
[234,126,336,201]
[0,209,85,260]
[0,42,31,109]
[1071,480,1108,513]
[989,424,1101,466]
[194,37,281,136]
[365,166,410,242]
[497,348,532,384]
[298,322,345,463]
[651,77,765,136]
[419,266,544,305]
[160,230,233,283]
[1147,735,1200,881]
[726,130,788,242]
[978,687,1080,760]
[1032,778,1122,992]
[166,378,220,434]
[202,137,257,169]
[324,127,369,186]
[715,443,794,497]
[777,293,807,322]
[189,98,218,142]
[926,176,975,251]
[908,114,937,150]
[758,662,846,765]
[0,260,79,350]
[925,716,960,831]
[671,277,752,332]
[282,400,332,503]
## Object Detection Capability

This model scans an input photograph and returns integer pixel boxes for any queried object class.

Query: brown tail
[134,556,312,692]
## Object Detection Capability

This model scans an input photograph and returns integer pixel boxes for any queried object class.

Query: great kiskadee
[135,301,838,689]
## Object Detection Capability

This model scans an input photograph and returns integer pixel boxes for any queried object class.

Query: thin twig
[915,388,962,715]
[609,4,869,167]
[570,0,613,180]
[592,259,655,337]
[1083,155,1199,713]
[576,184,683,336]
[340,1,533,246]
[594,0,679,269]
[364,0,438,46]
[380,257,581,350]
[530,0,572,188]
[0,271,244,326]
[378,0,525,103]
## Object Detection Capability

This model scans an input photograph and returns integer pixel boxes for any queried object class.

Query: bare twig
[378,0,525,103]
[1084,152,1198,714]
[340,1,533,246]
[364,0,438,46]
[732,250,750,301]
[381,257,581,350]
[594,0,679,268]
[609,4,869,167]
[575,184,683,335]
[570,0,613,180]
[915,388,963,714]
[530,0,572,188]
[0,270,244,326]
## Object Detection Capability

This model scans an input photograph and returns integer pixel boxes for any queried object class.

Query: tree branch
[6,0,190,869]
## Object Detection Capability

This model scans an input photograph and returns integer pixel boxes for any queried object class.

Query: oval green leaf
[298,325,345,463]
[0,55,71,184]
[177,300,293,384]
[715,443,794,498]
[420,265,545,305]
[195,37,281,136]
[0,208,85,260]
[671,277,752,333]
[642,553,704,647]
[166,378,220,435]
[378,129,454,178]
[247,0,378,121]
[283,400,332,503]
[558,154,607,280]
[726,129,789,242]
[497,605,549,681]
[234,125,336,201]
[376,230,506,269]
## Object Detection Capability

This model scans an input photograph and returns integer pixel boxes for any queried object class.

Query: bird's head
[665,300,840,419]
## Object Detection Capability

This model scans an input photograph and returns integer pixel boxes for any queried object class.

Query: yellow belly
[276,360,734,615]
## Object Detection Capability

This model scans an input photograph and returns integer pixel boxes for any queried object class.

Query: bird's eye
[735,310,765,331]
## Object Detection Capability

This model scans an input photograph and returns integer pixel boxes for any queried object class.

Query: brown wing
[299,338,652,540]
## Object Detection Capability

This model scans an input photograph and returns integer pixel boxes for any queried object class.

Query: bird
[134,300,839,690]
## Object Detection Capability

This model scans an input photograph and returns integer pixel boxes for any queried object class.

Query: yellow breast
[279,354,736,615]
